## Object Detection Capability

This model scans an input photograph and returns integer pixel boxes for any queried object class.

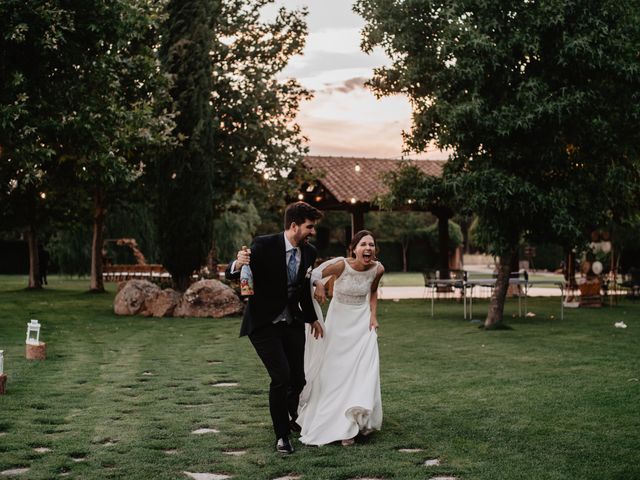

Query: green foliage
[425,219,463,253]
[157,0,219,287]
[210,0,311,206]
[48,224,92,277]
[156,0,309,287]
[0,0,173,290]
[367,210,434,244]
[356,0,640,254]
[106,201,160,264]
[212,196,261,263]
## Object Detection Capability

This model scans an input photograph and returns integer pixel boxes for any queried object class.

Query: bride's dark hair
[348,230,379,259]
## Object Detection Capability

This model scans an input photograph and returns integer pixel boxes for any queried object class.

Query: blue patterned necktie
[287,248,298,284]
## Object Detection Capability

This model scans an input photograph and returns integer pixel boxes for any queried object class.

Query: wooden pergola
[296,155,444,236]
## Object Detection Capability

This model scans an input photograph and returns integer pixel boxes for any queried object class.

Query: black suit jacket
[226,233,318,336]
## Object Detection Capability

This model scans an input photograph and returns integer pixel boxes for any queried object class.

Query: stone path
[183,473,231,480]
[191,428,219,434]
[0,468,30,476]
[222,450,247,456]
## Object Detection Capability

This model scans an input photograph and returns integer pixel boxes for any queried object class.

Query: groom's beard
[301,234,315,245]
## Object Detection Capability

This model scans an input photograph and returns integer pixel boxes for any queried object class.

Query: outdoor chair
[422,269,466,299]
[621,267,640,298]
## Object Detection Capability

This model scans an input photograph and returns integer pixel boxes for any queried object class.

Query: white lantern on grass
[26,320,41,345]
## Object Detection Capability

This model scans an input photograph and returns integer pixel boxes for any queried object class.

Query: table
[426,278,567,320]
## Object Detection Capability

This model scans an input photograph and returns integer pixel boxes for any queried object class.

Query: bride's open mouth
[362,251,373,263]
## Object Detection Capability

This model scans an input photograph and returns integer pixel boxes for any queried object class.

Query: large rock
[174,279,243,318]
[150,288,182,318]
[114,279,160,316]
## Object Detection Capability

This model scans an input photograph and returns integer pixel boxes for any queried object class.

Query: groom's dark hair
[284,201,323,229]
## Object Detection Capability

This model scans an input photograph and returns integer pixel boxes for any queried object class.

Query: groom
[226,201,324,454]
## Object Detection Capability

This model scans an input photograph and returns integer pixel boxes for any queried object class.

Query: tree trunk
[438,214,450,279]
[484,247,518,329]
[565,250,577,289]
[26,225,42,290]
[90,189,106,293]
[401,241,408,272]
[173,273,191,292]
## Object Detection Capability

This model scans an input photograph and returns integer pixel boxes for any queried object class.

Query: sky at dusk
[262,0,448,160]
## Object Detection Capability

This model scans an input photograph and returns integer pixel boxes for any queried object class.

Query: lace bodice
[333,259,380,305]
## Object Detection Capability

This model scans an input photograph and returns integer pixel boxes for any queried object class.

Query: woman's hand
[313,281,327,304]
[369,314,379,331]
[310,320,324,339]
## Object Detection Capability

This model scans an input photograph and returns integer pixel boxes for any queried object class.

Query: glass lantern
[0,350,4,375]
[26,319,41,345]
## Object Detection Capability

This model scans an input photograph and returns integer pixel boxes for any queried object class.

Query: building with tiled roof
[297,156,445,233]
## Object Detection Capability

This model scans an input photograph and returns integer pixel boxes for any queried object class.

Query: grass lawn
[1,276,639,479]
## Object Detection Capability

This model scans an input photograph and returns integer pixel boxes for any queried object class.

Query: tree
[212,195,261,265]
[1,0,172,291]
[356,0,640,328]
[157,0,310,290]
[0,1,87,288]
[381,163,457,278]
[367,210,433,272]
[158,0,219,291]
[209,0,311,206]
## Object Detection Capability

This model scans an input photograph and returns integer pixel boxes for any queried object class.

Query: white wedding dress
[297,257,382,446]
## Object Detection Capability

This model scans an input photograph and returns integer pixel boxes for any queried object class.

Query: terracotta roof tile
[302,156,444,204]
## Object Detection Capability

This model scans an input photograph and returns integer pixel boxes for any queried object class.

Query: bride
[296,230,385,446]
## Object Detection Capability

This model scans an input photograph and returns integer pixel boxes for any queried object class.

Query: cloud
[329,77,368,94]
[262,0,364,31]
[282,49,389,83]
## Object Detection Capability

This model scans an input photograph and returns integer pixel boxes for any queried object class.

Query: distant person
[38,245,49,286]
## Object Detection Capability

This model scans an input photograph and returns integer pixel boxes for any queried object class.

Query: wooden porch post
[350,208,364,238]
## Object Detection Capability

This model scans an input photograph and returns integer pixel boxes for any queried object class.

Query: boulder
[174,279,243,318]
[150,288,182,318]
[114,279,160,316]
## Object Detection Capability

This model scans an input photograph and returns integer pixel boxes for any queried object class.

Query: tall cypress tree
[159,0,218,291]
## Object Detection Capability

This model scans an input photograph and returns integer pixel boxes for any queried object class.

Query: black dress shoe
[289,419,302,433]
[276,436,294,454]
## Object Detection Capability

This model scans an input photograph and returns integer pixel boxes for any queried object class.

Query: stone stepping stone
[424,459,441,467]
[273,476,301,480]
[429,477,457,480]
[0,432,7,437]
[142,372,154,376]
[71,457,86,463]
[398,448,423,453]
[211,382,239,387]
[183,473,231,480]
[33,447,51,453]
[207,360,223,365]
[163,449,179,455]
[191,428,220,435]
[0,468,30,476]
[223,450,247,456]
